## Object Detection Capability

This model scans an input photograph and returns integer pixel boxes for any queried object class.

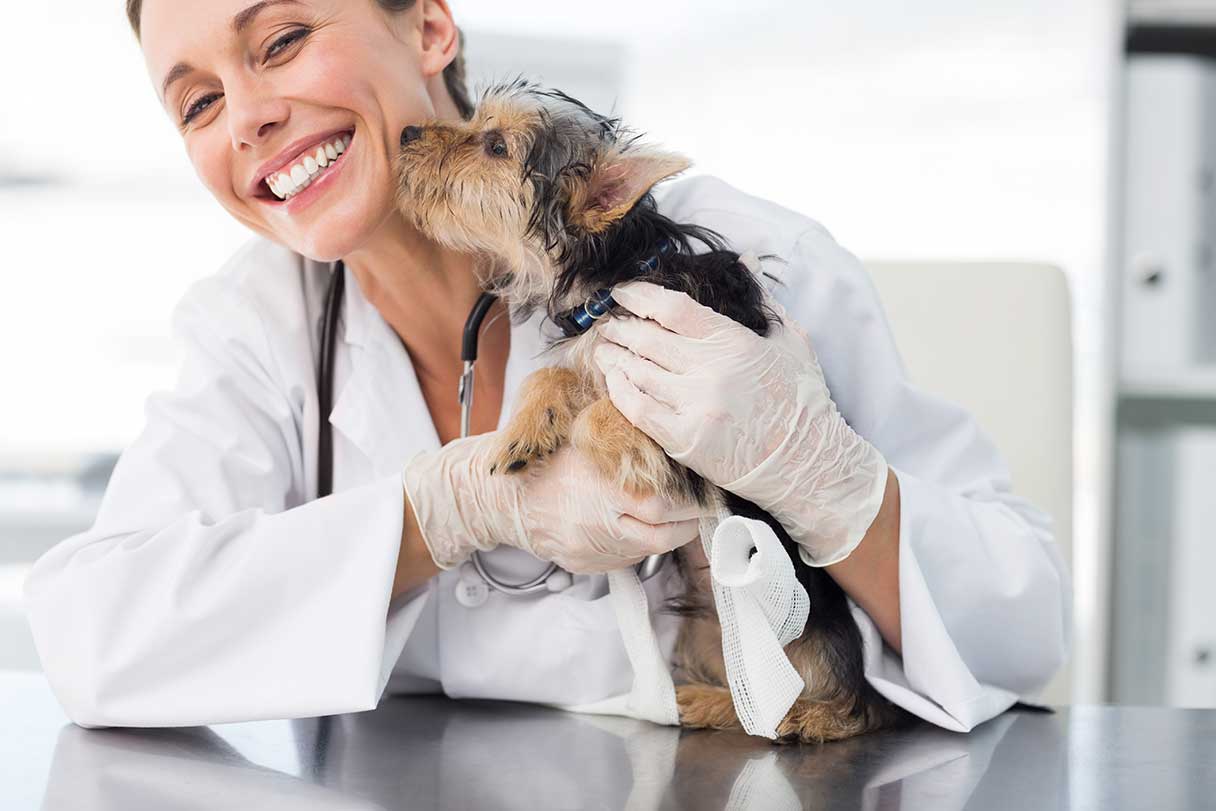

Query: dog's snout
[400,126,424,147]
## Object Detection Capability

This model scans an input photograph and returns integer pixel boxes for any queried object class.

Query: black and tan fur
[394,79,905,742]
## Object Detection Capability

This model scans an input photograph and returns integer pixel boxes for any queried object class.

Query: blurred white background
[0,1,1127,700]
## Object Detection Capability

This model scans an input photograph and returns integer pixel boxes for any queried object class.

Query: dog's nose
[400,126,424,146]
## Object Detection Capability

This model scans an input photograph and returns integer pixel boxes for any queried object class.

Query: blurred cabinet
[1112,422,1216,706]
[1112,36,1216,706]
[1121,56,1216,380]
[1166,429,1216,704]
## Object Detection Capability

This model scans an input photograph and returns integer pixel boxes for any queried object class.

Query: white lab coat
[23,175,1071,731]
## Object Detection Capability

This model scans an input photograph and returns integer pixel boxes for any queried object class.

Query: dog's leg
[775,698,875,743]
[489,367,593,474]
[676,683,742,731]
[678,684,874,743]
[675,607,883,742]
[569,397,682,500]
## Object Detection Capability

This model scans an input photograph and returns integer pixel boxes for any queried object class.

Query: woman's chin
[244,166,387,260]
[277,203,383,263]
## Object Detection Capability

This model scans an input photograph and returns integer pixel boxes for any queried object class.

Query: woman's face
[140,0,455,260]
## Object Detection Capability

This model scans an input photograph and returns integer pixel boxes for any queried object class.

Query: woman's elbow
[987,543,1073,695]
[24,550,147,728]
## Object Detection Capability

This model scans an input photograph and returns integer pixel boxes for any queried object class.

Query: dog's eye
[485,131,509,159]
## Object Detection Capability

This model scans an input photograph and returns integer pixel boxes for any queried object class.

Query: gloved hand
[591,280,888,566]
[400,431,702,573]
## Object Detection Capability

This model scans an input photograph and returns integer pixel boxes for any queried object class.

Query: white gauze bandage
[607,567,680,726]
[699,509,810,739]
[607,496,810,739]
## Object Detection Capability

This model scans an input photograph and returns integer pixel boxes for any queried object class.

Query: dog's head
[393,79,691,306]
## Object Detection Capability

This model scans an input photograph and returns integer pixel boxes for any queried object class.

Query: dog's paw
[676,683,740,731]
[773,698,871,743]
[488,367,589,475]
[488,408,567,475]
[570,398,679,498]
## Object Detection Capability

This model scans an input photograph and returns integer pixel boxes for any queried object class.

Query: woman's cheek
[188,138,234,206]
[290,44,354,105]
[185,137,268,240]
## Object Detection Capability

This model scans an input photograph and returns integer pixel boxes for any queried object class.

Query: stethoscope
[317,256,670,600]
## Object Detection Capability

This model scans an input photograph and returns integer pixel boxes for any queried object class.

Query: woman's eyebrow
[159,0,305,103]
[232,0,304,35]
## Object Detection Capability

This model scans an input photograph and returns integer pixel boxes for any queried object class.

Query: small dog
[394,79,905,742]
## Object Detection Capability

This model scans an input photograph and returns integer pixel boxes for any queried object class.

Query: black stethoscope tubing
[316,259,499,495]
[316,260,346,499]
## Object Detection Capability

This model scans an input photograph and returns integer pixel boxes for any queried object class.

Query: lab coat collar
[328,262,561,478]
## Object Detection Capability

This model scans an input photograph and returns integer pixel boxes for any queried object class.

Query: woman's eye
[266,27,309,60]
[182,93,221,125]
[179,28,308,127]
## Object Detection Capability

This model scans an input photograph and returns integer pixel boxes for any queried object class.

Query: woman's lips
[252,127,355,201]
[265,129,356,215]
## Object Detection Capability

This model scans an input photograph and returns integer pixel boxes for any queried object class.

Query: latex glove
[400,431,702,573]
[591,280,888,566]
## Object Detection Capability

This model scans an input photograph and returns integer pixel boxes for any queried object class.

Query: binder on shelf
[1165,427,1216,708]
[1111,427,1175,704]
[1113,426,1216,707]
[1121,55,1216,385]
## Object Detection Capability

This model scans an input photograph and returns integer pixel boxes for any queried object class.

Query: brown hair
[124,0,474,119]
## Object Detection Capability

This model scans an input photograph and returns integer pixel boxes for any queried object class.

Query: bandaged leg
[699,507,810,739]
[608,491,810,739]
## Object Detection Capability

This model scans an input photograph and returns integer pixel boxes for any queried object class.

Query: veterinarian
[25,0,1070,732]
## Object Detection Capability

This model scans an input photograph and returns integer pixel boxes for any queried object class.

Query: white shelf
[1130,1,1216,26]
[1120,373,1216,399]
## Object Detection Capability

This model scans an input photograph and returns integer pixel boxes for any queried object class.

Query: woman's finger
[610,280,729,340]
[600,364,681,452]
[593,342,683,411]
[596,315,699,374]
[619,489,703,525]
[617,514,701,556]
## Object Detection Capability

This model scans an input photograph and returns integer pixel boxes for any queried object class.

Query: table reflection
[41,698,1066,810]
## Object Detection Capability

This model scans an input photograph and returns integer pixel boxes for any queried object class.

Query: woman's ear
[417,0,459,79]
[568,148,693,234]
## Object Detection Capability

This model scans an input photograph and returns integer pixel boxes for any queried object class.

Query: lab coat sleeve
[777,223,1072,733]
[23,273,420,729]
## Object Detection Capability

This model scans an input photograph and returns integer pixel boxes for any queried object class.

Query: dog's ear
[567,148,691,233]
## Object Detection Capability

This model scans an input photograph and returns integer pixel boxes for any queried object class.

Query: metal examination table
[3,671,1214,809]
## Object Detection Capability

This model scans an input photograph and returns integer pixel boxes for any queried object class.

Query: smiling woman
[125,0,474,120]
[21,0,742,729]
[19,0,1070,740]
[126,0,479,262]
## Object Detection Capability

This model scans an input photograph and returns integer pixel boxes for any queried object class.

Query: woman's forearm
[392,493,441,600]
[824,467,902,653]
[391,465,904,642]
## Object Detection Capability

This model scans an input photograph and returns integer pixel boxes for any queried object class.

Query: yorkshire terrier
[393,79,905,742]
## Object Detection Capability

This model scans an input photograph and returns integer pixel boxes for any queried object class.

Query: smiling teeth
[267,134,351,200]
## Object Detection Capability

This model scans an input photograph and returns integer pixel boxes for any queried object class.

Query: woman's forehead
[140,0,309,104]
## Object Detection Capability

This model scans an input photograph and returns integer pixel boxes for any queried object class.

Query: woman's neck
[343,211,505,383]
[343,211,511,441]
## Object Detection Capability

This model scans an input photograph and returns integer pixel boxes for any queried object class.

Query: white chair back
[866,261,1074,703]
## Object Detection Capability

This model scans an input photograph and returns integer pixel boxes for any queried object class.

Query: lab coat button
[455,562,490,608]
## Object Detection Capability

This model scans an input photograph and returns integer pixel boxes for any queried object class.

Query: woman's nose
[225,81,290,151]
